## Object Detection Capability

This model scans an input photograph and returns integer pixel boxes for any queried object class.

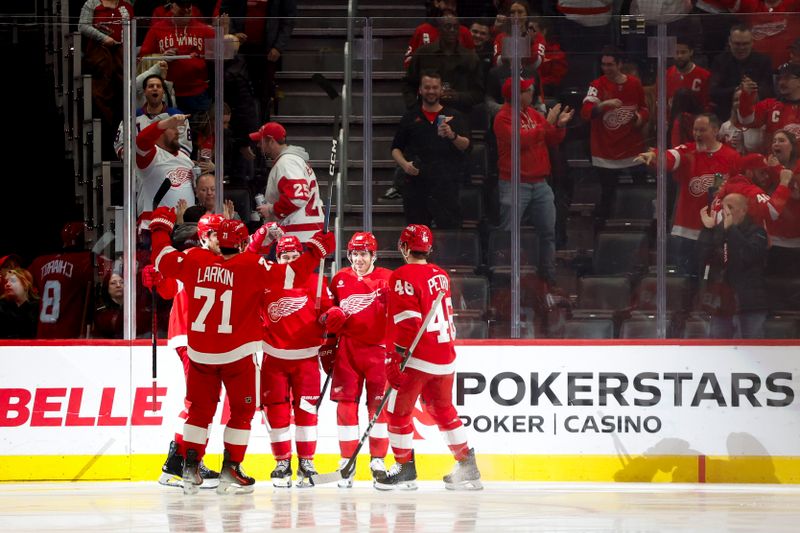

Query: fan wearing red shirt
[402,10,474,69]
[492,1,545,71]
[735,0,800,69]
[736,62,800,150]
[261,235,343,489]
[322,232,393,488]
[666,39,711,115]
[149,209,334,495]
[374,225,482,492]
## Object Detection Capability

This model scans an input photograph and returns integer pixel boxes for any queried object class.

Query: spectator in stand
[719,89,766,154]
[393,71,471,229]
[555,0,614,87]
[636,114,741,278]
[92,271,123,339]
[469,20,494,83]
[669,88,704,146]
[709,24,774,121]
[493,77,573,289]
[221,33,259,184]
[735,62,800,151]
[134,58,176,108]
[0,268,39,339]
[136,114,196,218]
[699,193,769,338]
[29,223,95,339]
[581,46,649,216]
[0,255,22,288]
[114,73,191,160]
[139,0,215,117]
[191,104,231,175]
[403,1,475,69]
[491,2,545,74]
[734,0,800,70]
[713,153,792,227]
[530,16,567,99]
[221,0,297,123]
[78,0,133,155]
[765,129,800,275]
[402,12,484,115]
[250,122,324,243]
[194,173,240,220]
[667,37,711,116]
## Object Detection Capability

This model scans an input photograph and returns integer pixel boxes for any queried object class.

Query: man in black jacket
[698,193,769,339]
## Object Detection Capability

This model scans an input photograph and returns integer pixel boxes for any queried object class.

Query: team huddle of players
[143,206,482,495]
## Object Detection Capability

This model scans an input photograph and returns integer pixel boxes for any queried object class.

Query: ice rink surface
[1,481,800,532]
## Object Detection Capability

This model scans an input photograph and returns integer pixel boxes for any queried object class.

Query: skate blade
[337,478,354,489]
[182,482,200,495]
[373,480,418,491]
[445,480,484,491]
[199,478,220,489]
[296,477,316,488]
[216,482,255,495]
[158,473,184,488]
[271,477,292,488]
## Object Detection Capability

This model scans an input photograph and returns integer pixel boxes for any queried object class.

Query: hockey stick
[310,290,447,485]
[149,178,171,411]
[311,72,341,311]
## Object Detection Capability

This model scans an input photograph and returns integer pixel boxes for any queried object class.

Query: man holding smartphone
[391,70,470,229]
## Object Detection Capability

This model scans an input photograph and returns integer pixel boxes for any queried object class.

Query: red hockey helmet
[217,219,248,248]
[276,235,303,256]
[61,222,86,248]
[398,224,433,253]
[348,232,378,254]
[197,213,225,239]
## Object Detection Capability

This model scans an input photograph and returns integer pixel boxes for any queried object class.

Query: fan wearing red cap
[28,222,93,339]
[325,232,394,486]
[376,224,482,491]
[147,206,336,494]
[249,121,324,243]
[494,75,573,287]
[258,233,342,488]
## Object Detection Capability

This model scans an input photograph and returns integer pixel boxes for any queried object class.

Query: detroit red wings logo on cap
[267,295,308,322]
[340,290,380,316]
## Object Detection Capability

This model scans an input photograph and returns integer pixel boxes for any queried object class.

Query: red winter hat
[502,77,535,101]
[249,121,286,142]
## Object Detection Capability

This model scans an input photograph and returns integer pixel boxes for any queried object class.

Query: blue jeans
[498,180,556,283]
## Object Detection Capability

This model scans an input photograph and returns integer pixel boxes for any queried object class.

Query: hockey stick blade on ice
[310,291,447,485]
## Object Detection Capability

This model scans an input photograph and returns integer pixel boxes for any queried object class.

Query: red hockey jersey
[492,31,545,70]
[262,273,332,360]
[387,263,456,374]
[402,22,474,69]
[666,64,711,113]
[30,251,93,338]
[154,245,316,364]
[329,266,392,346]
[665,142,741,239]
[736,0,800,68]
[581,75,649,168]
[714,175,791,225]
[737,91,800,147]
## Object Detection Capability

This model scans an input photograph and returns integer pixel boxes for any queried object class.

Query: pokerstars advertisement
[1,344,799,458]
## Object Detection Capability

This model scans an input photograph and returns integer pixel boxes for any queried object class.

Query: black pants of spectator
[766,246,800,278]
[403,172,461,230]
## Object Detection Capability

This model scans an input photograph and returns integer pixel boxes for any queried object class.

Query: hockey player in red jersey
[149,208,334,495]
[30,222,94,339]
[375,224,482,491]
[323,232,393,488]
[261,235,344,488]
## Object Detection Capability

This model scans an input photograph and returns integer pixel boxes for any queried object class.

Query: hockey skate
[369,457,387,487]
[158,440,184,487]
[182,449,202,495]
[198,461,220,489]
[216,450,255,495]
[373,453,418,491]
[271,459,292,488]
[337,457,355,488]
[297,458,318,488]
[443,448,483,491]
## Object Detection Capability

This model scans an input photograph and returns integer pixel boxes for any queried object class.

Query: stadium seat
[682,316,710,338]
[453,316,489,339]
[610,185,656,220]
[459,187,484,228]
[763,317,799,339]
[431,230,481,271]
[620,318,658,339]
[469,143,488,181]
[633,275,691,312]
[592,231,648,276]
[564,216,594,251]
[450,275,489,317]
[563,319,614,339]
[487,229,539,271]
[766,277,800,313]
[576,276,631,311]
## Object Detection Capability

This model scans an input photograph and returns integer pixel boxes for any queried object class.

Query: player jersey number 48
[394,279,455,343]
